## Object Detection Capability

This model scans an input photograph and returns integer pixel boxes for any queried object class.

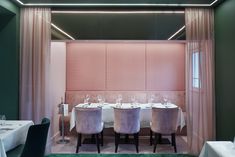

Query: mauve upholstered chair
[150,107,179,153]
[113,107,140,153]
[75,107,104,153]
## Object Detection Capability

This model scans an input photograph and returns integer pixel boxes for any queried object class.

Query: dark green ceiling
[13,0,224,40]
[13,0,224,7]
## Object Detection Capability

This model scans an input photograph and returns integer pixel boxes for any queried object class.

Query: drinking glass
[0,115,6,125]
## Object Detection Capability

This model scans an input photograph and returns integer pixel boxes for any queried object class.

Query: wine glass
[117,94,122,103]
[116,94,122,107]
[0,115,6,125]
[131,96,136,104]
[97,95,102,103]
[148,94,155,104]
[163,96,168,105]
[84,94,90,104]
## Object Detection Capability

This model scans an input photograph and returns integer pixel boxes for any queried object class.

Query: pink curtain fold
[185,8,215,155]
[20,8,51,124]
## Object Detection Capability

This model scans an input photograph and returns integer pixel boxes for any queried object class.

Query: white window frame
[192,51,200,89]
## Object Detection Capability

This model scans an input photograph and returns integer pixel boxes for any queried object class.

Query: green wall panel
[215,0,235,140]
[0,0,19,119]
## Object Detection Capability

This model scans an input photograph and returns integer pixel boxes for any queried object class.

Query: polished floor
[52,135,187,154]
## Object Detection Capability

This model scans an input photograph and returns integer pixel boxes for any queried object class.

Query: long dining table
[70,103,185,131]
[0,120,33,157]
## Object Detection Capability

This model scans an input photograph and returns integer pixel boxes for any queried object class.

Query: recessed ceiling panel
[51,12,185,40]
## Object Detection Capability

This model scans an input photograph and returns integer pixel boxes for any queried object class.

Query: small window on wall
[192,52,200,88]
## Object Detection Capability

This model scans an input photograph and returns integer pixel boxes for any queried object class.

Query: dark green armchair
[7,118,50,157]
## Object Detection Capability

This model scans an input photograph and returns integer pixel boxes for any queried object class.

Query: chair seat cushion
[6,144,24,157]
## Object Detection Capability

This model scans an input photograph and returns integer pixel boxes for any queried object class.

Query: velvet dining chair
[150,107,179,153]
[113,107,140,153]
[75,107,104,153]
[6,118,50,157]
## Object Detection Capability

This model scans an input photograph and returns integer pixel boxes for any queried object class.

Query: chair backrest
[21,118,50,157]
[75,107,103,134]
[114,107,140,134]
[151,107,179,134]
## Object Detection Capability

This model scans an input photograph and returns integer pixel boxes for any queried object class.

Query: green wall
[0,0,19,119]
[215,0,235,140]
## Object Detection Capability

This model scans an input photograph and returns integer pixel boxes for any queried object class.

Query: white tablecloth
[0,121,33,157]
[70,103,185,131]
[199,141,235,157]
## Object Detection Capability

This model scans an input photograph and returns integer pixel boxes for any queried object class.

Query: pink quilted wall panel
[106,43,146,90]
[66,43,106,90]
[146,43,185,91]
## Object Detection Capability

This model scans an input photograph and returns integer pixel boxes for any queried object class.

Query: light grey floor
[52,135,188,154]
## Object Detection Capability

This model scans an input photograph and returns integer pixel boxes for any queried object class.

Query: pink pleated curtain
[20,8,51,124]
[185,8,215,155]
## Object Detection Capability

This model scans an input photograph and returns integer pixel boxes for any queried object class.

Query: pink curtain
[20,8,51,124]
[185,8,215,155]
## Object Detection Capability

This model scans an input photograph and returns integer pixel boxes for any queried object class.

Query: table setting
[0,117,33,157]
[69,95,185,131]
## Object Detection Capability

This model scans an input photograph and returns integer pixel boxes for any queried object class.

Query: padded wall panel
[106,43,146,90]
[66,43,106,90]
[146,43,185,90]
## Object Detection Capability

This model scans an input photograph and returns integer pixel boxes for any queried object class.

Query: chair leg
[115,132,120,153]
[134,133,139,153]
[101,131,104,146]
[153,133,158,153]
[76,133,81,153]
[150,129,153,146]
[171,133,177,153]
[95,133,100,153]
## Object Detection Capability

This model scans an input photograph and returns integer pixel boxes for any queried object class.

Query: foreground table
[70,103,185,131]
[0,120,33,157]
[199,141,235,157]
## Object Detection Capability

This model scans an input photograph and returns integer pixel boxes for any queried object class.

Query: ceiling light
[210,0,218,6]
[15,0,218,7]
[51,23,75,40]
[52,11,185,14]
[168,25,185,40]
[16,0,24,5]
